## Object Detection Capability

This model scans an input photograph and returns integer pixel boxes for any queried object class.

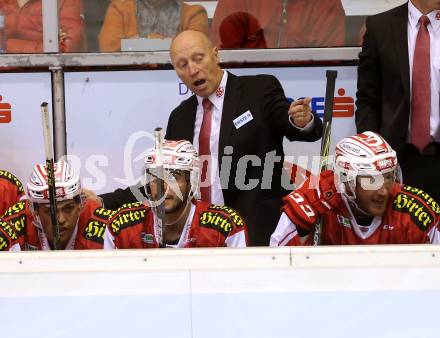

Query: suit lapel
[218,72,242,159]
[392,3,410,100]
[182,96,198,142]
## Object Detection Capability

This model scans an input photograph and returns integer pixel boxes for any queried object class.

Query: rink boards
[0,245,439,338]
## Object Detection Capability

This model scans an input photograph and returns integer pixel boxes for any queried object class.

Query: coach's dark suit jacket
[355,3,411,156]
[165,72,323,246]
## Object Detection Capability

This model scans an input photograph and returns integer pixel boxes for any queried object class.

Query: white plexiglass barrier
[1,245,439,338]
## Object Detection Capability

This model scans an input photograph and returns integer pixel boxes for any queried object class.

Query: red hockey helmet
[334,131,400,199]
[27,160,82,203]
[144,140,200,199]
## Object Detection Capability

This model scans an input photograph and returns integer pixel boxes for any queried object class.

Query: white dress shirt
[407,2,440,141]
[193,70,228,205]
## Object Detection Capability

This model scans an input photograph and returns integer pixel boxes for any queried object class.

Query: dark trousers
[400,144,440,203]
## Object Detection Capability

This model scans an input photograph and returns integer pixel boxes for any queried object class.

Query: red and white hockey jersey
[271,179,440,246]
[0,217,19,251]
[0,200,114,250]
[0,170,25,216]
[108,200,248,248]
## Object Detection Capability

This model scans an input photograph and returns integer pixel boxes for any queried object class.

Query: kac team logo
[0,95,12,123]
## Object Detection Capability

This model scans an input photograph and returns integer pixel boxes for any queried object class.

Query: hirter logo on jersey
[199,211,232,237]
[0,95,12,124]
[2,201,25,218]
[0,231,11,250]
[0,220,18,242]
[94,207,116,221]
[8,215,26,236]
[403,186,440,214]
[110,203,146,235]
[209,205,245,227]
[83,220,106,244]
[0,170,25,194]
[393,193,435,231]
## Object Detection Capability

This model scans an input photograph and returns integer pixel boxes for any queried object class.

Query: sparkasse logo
[179,83,355,118]
[288,88,355,118]
[0,95,12,123]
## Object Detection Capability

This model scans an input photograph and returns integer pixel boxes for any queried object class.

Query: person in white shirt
[356,0,440,201]
[165,30,323,245]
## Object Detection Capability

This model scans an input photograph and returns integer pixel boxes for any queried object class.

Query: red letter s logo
[0,95,12,123]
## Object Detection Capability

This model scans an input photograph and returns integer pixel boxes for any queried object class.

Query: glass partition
[0,0,408,54]
[0,0,86,53]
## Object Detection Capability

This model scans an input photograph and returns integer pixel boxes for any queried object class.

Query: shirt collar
[408,1,440,32]
[196,70,228,111]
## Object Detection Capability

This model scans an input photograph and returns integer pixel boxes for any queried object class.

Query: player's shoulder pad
[392,185,440,231]
[0,170,24,194]
[92,207,117,222]
[2,201,27,219]
[199,204,246,237]
[109,202,148,236]
[1,201,27,236]
[0,218,18,251]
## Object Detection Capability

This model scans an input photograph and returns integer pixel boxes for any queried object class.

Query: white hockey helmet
[27,160,82,203]
[144,139,200,198]
[334,131,399,199]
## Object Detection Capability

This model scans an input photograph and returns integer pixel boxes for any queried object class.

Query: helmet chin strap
[346,198,371,217]
[339,181,371,217]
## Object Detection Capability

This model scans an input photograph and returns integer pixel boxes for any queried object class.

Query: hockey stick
[41,102,60,250]
[154,127,165,247]
[312,70,338,246]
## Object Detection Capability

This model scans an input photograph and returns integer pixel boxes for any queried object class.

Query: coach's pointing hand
[288,97,313,128]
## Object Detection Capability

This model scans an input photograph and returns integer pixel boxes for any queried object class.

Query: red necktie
[199,98,212,203]
[411,15,431,152]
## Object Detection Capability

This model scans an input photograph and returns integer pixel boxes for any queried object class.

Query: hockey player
[270,131,440,246]
[108,140,248,248]
[0,169,25,216]
[0,170,26,250]
[0,160,114,251]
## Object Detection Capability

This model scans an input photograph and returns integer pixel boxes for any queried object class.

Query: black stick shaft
[313,70,337,246]
[154,127,165,247]
[41,102,60,250]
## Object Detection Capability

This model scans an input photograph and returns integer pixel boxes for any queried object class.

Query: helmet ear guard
[334,170,357,200]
